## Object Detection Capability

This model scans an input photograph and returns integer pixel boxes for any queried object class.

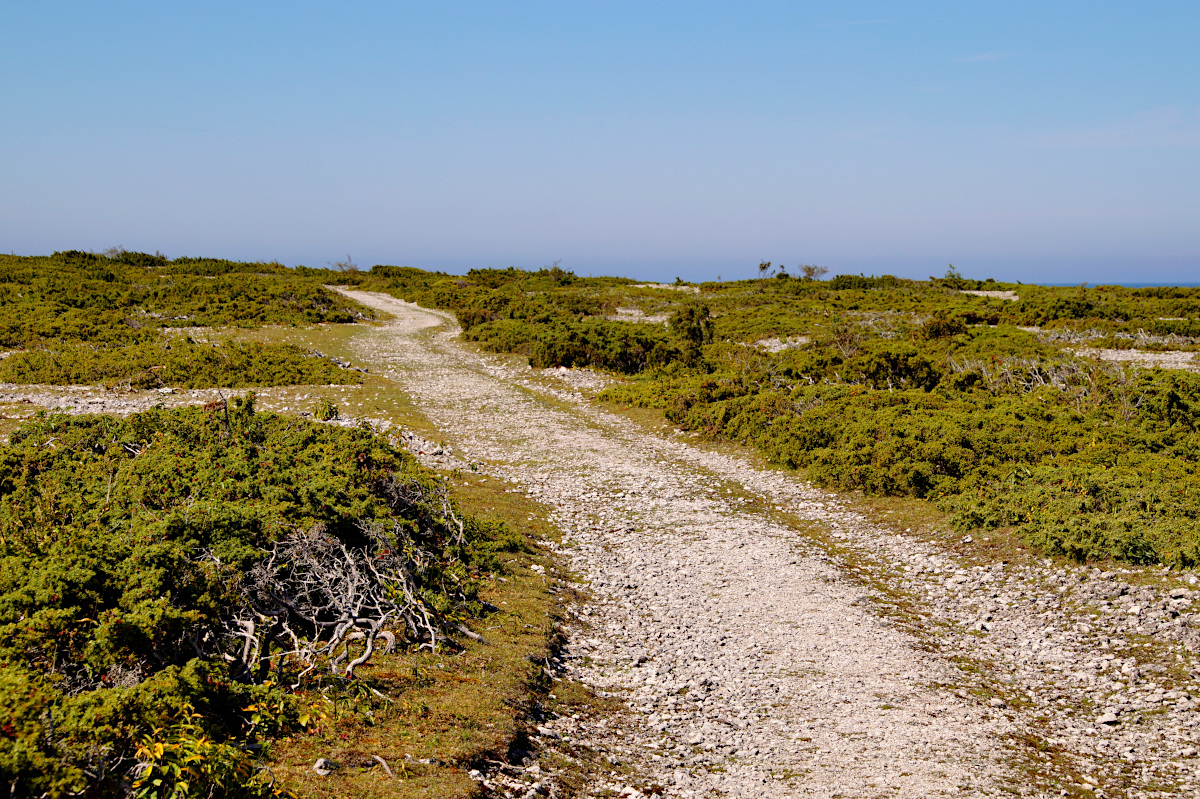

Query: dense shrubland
[0,251,371,387]
[610,332,1200,567]
[361,264,713,371]
[360,265,676,371]
[0,399,512,796]
[357,263,1200,567]
[0,340,355,389]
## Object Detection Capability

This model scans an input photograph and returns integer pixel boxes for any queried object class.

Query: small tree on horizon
[332,254,358,273]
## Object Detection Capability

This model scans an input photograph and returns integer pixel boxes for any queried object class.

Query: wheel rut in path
[338,291,1017,797]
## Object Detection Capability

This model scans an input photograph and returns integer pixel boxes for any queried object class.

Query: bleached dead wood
[208,477,475,684]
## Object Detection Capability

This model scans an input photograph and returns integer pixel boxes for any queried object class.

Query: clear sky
[3,2,1198,284]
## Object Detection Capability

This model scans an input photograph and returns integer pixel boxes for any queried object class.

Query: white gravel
[960,290,1020,301]
[1072,347,1199,371]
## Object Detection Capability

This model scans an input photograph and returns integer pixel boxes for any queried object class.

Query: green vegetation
[311,397,339,421]
[0,400,514,796]
[635,347,1200,567]
[356,264,1200,568]
[0,252,574,798]
[0,251,372,387]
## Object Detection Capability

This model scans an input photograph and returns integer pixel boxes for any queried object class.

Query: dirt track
[9,293,1197,797]
[332,291,1200,798]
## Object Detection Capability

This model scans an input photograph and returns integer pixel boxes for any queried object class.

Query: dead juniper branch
[829,318,863,359]
[848,309,918,340]
[1035,325,1199,350]
[1102,362,1149,422]
[377,473,468,549]
[1034,327,1108,346]
[221,520,459,684]
[201,469,482,686]
[950,355,1106,402]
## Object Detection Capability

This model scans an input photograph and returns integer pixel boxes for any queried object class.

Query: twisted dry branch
[216,517,461,684]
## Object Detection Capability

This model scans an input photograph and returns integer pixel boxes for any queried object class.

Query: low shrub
[0,253,371,351]
[606,326,1200,566]
[827,274,903,291]
[312,397,339,420]
[0,401,499,795]
[0,252,377,388]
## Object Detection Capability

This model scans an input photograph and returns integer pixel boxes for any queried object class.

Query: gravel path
[336,291,1038,797]
[336,291,1200,798]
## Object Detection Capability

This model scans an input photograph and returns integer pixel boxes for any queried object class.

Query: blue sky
[2,2,1198,283]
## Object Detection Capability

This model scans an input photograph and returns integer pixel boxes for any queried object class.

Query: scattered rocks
[540,365,615,394]
[753,335,809,353]
[630,283,700,294]
[390,428,472,470]
[1071,347,1199,371]
[605,307,670,325]
[0,383,231,417]
[960,290,1020,301]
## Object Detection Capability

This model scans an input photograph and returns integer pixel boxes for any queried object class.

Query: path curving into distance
[334,289,1023,797]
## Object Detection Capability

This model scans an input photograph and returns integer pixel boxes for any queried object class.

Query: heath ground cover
[0,397,524,797]
[357,263,1200,567]
[0,251,372,388]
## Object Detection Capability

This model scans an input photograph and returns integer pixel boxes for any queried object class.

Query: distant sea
[1044,282,1200,288]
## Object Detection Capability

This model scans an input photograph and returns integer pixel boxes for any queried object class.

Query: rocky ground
[333,290,1200,799]
[0,383,352,422]
[960,290,1020,301]
[632,283,702,294]
[752,335,811,353]
[1072,348,1199,371]
[606,308,671,325]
